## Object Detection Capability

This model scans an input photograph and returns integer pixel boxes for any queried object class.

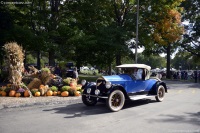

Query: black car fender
[155,81,168,93]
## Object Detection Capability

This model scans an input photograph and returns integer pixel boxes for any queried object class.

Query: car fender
[82,83,96,94]
[155,81,168,93]
[107,84,129,99]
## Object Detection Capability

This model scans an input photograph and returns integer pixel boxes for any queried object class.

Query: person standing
[73,67,79,81]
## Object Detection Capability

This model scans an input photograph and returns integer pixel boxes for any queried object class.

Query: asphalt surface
[0,81,200,133]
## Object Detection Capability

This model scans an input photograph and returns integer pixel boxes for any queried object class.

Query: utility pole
[135,0,139,64]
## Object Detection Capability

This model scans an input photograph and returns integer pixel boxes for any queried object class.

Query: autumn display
[0,42,82,98]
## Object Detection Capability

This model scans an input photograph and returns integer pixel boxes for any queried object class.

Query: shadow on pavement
[43,99,156,118]
[148,111,200,126]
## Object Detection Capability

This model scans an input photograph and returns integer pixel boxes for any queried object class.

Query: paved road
[0,81,200,133]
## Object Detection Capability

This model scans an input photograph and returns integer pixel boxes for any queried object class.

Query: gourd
[24,90,30,97]
[57,91,61,95]
[9,90,16,97]
[61,91,69,97]
[47,90,53,96]
[34,91,40,97]
[1,91,7,96]
[74,91,81,96]
[53,91,58,96]
[15,92,21,97]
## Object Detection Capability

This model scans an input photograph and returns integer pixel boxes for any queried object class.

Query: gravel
[0,96,82,110]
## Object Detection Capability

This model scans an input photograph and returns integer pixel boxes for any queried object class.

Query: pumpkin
[24,90,30,97]
[74,91,81,96]
[15,92,21,97]
[9,90,16,97]
[39,84,45,89]
[31,88,39,95]
[47,90,53,96]
[34,91,40,97]
[70,82,77,91]
[53,91,58,96]
[1,91,7,96]
[61,91,69,97]
[57,91,61,95]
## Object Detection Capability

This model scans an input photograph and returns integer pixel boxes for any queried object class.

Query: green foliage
[26,54,36,64]
[41,67,51,73]
[172,51,200,70]
[31,89,38,96]
[1,0,197,72]
[180,0,200,57]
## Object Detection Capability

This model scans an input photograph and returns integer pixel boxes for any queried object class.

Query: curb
[0,97,82,110]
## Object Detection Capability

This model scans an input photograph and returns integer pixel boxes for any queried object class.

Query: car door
[126,79,148,93]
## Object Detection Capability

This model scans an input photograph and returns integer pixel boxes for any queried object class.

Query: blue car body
[103,74,157,94]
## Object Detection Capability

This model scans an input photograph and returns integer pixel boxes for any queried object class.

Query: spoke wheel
[155,85,165,102]
[107,90,125,112]
[82,95,97,106]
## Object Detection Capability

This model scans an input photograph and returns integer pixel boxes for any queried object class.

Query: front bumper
[82,94,108,99]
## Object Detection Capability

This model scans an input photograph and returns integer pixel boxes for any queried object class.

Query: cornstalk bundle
[3,42,24,90]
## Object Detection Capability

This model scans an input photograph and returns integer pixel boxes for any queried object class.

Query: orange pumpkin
[61,91,69,97]
[9,90,16,97]
[34,91,40,97]
[15,92,21,97]
[74,91,81,96]
[24,90,30,97]
[70,82,77,91]
[57,91,61,95]
[47,90,53,96]
[53,91,58,96]
[1,91,7,96]
[39,84,45,89]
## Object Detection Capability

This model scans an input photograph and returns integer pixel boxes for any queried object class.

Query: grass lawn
[78,74,100,84]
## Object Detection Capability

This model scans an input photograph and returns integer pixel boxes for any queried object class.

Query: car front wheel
[155,85,165,102]
[82,95,97,106]
[107,90,125,112]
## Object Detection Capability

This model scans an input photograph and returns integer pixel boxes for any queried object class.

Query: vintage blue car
[81,64,168,112]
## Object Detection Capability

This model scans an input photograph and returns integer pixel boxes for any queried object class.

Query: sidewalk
[0,96,82,110]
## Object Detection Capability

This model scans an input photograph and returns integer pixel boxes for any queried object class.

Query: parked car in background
[81,64,168,112]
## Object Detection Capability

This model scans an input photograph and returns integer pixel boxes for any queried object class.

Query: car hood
[102,74,132,82]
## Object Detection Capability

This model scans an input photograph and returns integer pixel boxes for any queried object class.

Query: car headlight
[87,88,91,94]
[81,80,86,86]
[95,89,100,95]
[105,81,112,89]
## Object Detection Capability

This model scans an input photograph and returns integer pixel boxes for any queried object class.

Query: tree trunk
[166,44,171,79]
[37,51,41,70]
[49,49,55,67]
[108,64,112,75]
[116,53,121,66]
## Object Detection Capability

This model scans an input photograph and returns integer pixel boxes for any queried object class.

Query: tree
[180,0,200,59]
[139,0,184,78]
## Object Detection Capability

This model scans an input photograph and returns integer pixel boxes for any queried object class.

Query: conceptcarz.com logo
[1,1,32,5]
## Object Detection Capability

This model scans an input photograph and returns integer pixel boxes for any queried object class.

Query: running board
[129,95,156,100]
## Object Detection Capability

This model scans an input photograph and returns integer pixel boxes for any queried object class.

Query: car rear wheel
[107,90,125,112]
[155,85,165,102]
[82,95,97,106]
